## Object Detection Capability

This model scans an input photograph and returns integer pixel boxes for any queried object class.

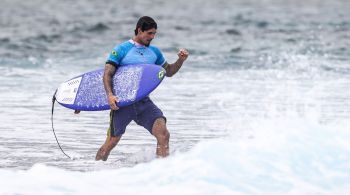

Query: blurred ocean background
[1,0,350,194]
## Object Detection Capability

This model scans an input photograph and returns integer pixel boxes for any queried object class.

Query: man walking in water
[96,16,189,161]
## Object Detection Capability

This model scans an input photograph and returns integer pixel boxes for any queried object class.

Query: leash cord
[51,90,72,159]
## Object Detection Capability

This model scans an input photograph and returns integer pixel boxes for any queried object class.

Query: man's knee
[152,118,169,140]
[107,135,121,147]
[158,129,170,140]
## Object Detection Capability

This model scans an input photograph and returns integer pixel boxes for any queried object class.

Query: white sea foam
[1,118,349,194]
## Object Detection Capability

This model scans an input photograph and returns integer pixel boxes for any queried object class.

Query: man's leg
[95,135,121,161]
[152,118,170,157]
[96,107,132,161]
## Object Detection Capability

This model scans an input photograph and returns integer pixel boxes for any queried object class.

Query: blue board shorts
[107,96,166,136]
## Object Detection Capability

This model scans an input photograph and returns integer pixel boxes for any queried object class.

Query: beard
[143,39,152,47]
[144,41,151,47]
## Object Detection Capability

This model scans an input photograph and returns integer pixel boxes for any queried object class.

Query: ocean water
[1,0,350,194]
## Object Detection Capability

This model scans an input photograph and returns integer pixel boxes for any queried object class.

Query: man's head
[134,16,157,46]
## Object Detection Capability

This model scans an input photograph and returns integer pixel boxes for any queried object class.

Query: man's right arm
[103,63,119,110]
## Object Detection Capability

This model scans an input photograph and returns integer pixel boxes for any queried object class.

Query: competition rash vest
[106,39,166,67]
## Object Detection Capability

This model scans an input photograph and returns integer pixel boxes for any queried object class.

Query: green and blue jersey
[106,40,166,67]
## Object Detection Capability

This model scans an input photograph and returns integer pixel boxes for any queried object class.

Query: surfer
[95,16,189,160]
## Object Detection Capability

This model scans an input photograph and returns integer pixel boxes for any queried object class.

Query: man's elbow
[166,71,174,77]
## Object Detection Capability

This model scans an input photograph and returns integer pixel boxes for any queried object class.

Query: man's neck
[131,37,144,46]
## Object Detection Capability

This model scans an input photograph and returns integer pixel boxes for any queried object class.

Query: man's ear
[137,27,142,34]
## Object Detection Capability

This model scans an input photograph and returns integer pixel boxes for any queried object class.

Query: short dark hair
[134,16,157,35]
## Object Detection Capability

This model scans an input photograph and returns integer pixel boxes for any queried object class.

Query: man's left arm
[163,48,189,77]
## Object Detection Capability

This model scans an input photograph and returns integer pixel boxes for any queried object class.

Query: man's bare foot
[95,147,110,161]
[95,136,120,161]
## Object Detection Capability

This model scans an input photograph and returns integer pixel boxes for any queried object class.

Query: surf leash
[51,90,72,159]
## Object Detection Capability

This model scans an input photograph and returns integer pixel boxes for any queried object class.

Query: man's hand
[108,95,119,110]
[178,48,189,62]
